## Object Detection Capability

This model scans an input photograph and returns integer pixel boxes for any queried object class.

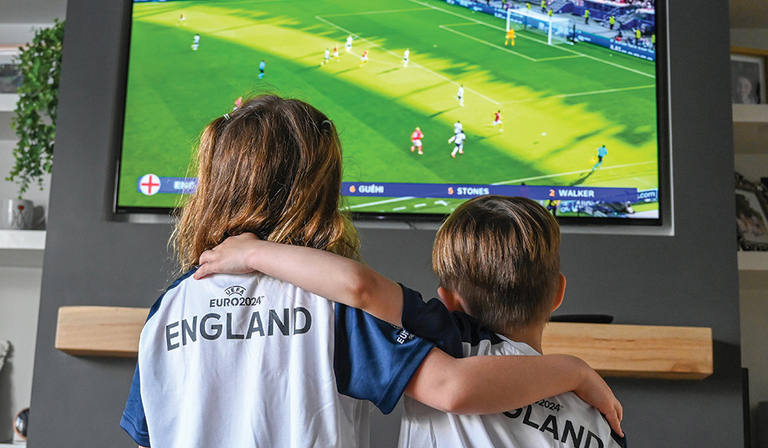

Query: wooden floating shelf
[542,322,712,380]
[55,306,713,379]
[56,307,148,357]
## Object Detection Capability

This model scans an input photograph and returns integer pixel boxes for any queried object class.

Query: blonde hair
[432,195,560,333]
[173,95,359,272]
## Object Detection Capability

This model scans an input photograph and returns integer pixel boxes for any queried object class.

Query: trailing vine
[7,20,65,198]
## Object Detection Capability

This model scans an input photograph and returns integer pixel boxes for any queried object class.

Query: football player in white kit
[449,131,466,158]
[457,84,464,106]
[403,48,410,66]
[453,120,462,135]
[191,33,200,51]
[346,35,353,51]
[323,48,330,65]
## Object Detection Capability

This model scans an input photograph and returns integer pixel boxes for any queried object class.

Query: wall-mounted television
[114,0,666,224]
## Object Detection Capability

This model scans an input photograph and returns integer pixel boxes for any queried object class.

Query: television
[114,0,666,224]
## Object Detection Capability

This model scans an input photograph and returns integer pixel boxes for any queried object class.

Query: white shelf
[0,93,18,113]
[0,230,45,250]
[0,230,45,267]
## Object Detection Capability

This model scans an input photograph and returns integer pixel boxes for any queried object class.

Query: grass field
[117,0,659,217]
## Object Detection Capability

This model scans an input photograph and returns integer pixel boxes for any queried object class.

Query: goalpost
[506,8,573,46]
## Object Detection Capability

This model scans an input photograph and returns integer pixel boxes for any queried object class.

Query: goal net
[506,8,573,45]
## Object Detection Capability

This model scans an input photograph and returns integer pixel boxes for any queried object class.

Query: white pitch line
[409,0,553,48]
[549,84,655,99]
[345,196,417,209]
[441,22,485,27]
[535,55,585,61]
[439,25,537,62]
[491,161,655,185]
[319,8,430,18]
[442,20,557,47]
[393,206,406,211]
[633,176,653,186]
[556,45,656,79]
[409,0,655,79]
[414,203,427,208]
[440,25,582,62]
[501,84,655,104]
[315,15,500,105]
[409,0,508,29]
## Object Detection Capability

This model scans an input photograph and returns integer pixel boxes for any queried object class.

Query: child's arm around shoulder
[195,234,623,436]
[194,233,404,326]
[406,348,623,436]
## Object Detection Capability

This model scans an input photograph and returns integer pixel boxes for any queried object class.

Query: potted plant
[2,20,64,230]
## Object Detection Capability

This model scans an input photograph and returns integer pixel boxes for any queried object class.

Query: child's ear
[551,273,566,312]
[438,286,466,313]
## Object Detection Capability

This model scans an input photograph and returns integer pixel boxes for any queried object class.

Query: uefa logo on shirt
[225,285,246,296]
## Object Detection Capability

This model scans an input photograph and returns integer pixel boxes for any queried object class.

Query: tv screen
[115,0,664,222]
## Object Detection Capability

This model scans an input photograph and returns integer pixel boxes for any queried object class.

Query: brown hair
[432,195,560,333]
[173,95,359,272]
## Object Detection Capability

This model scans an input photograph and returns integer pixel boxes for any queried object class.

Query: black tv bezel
[112,0,669,229]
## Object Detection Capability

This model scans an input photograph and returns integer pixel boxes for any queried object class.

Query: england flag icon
[139,174,161,196]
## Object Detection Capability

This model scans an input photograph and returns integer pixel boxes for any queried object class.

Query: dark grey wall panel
[28,0,742,446]
[27,0,177,446]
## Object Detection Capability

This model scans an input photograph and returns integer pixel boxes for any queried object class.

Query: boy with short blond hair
[398,195,626,447]
[432,194,561,333]
[193,196,625,446]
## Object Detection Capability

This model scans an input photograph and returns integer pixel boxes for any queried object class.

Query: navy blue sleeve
[400,284,504,356]
[119,268,197,447]
[120,363,151,447]
[611,429,628,447]
[334,304,434,414]
[399,285,465,358]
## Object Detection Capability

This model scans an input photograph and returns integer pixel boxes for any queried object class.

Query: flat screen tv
[114,0,666,224]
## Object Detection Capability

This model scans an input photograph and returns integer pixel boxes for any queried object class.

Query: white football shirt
[121,270,433,448]
[450,132,466,145]
[398,286,627,448]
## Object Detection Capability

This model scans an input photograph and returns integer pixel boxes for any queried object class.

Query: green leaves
[7,19,65,198]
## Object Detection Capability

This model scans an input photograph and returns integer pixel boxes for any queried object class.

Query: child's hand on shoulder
[194,233,261,279]
[572,359,624,437]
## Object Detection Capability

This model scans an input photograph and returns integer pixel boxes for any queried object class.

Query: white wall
[0,268,42,442]
[0,23,53,443]
[0,22,54,210]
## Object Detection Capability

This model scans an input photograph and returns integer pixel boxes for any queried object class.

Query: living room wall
[27,0,741,446]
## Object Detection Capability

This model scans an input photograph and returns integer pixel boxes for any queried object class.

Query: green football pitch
[117,0,659,216]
